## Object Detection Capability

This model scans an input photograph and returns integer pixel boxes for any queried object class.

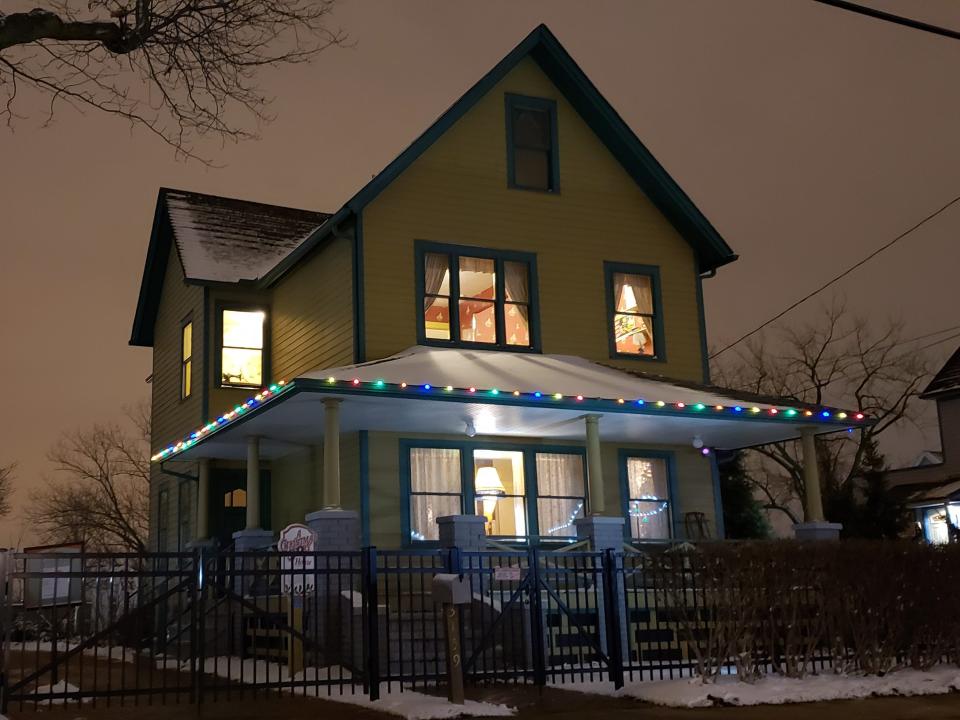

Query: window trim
[505,93,560,193]
[414,241,541,353]
[604,261,666,363]
[214,302,271,390]
[618,449,679,541]
[400,439,586,546]
[180,315,193,401]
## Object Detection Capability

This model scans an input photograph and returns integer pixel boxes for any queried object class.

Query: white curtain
[410,448,461,541]
[536,454,585,536]
[626,457,668,499]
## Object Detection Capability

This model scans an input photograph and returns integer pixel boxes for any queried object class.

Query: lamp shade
[474,466,505,497]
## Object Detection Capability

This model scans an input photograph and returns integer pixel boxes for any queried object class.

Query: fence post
[528,547,546,688]
[362,547,380,701]
[602,549,625,689]
[192,548,204,708]
[0,550,12,715]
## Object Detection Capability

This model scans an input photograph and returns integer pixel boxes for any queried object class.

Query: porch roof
[906,477,960,508]
[154,347,867,462]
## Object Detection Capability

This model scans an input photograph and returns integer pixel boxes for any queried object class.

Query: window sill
[609,352,667,363]
[422,339,540,354]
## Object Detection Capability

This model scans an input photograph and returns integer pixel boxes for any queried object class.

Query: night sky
[2,0,957,545]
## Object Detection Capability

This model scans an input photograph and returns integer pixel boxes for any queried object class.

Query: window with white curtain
[625,456,671,540]
[409,448,462,541]
[535,453,586,537]
[419,244,536,350]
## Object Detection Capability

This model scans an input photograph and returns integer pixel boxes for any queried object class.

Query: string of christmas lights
[151,375,868,462]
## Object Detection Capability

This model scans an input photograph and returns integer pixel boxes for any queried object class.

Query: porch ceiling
[156,346,867,463]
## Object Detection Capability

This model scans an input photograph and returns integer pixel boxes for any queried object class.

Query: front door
[208,468,272,546]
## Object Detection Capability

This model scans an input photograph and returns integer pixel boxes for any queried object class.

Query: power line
[710,192,960,359]
[811,0,960,41]
[916,330,960,354]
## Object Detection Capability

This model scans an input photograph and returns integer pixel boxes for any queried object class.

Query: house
[130,25,865,553]
[887,345,960,543]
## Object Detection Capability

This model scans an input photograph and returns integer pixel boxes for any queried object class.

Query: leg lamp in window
[475,466,506,535]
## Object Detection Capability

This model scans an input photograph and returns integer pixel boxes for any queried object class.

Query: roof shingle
[163,189,331,283]
[922,344,960,399]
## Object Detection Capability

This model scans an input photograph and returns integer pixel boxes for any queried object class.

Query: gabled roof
[262,23,737,286]
[921,344,960,399]
[129,188,330,347]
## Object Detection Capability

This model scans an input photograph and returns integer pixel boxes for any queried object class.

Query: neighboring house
[887,345,960,543]
[131,25,864,552]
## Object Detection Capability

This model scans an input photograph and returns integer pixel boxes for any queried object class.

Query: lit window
[180,320,193,399]
[535,453,586,538]
[624,456,671,540]
[221,309,264,387]
[409,448,462,542]
[606,264,662,359]
[507,94,558,192]
[419,245,535,350]
[224,488,247,508]
[474,450,526,539]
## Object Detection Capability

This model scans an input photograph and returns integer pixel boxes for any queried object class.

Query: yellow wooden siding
[151,244,204,450]
[365,431,717,548]
[206,285,273,423]
[362,57,705,381]
[150,244,204,551]
[272,236,354,379]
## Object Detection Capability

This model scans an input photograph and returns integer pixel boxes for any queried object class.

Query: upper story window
[180,319,193,399]
[506,94,559,192]
[605,262,664,361]
[220,308,266,388]
[418,243,539,351]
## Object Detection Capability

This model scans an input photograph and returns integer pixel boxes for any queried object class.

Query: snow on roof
[906,477,960,506]
[164,189,331,283]
[922,344,960,399]
[300,346,835,413]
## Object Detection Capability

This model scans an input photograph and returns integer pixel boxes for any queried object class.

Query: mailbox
[431,573,472,605]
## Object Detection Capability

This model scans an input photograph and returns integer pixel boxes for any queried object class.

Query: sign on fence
[278,523,317,595]
[494,566,522,582]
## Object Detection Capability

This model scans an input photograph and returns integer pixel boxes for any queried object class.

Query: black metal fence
[0,545,839,712]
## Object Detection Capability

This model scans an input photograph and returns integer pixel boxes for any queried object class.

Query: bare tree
[29,401,150,552]
[0,463,14,518]
[0,1,346,159]
[713,301,933,524]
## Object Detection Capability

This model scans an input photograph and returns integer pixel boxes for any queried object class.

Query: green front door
[208,468,272,546]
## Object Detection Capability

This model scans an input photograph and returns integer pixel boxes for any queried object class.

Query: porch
[155,346,865,550]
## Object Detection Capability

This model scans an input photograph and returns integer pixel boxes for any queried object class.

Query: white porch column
[794,427,842,540]
[196,458,210,540]
[585,414,605,515]
[323,398,342,508]
[800,427,824,523]
[246,436,261,530]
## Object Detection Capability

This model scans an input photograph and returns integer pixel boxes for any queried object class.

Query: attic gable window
[506,94,559,192]
[220,308,266,388]
[417,242,540,352]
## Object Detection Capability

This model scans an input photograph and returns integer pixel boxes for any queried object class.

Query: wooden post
[585,415,605,514]
[246,436,261,530]
[323,399,342,508]
[800,427,824,523]
[443,603,464,705]
[196,459,210,540]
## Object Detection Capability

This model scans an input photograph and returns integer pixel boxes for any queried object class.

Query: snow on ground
[31,682,83,705]
[559,667,960,708]
[204,657,515,719]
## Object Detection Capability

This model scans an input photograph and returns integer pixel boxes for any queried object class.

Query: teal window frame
[505,93,560,192]
[215,303,271,390]
[400,439,586,546]
[618,449,679,540]
[604,261,666,363]
[414,241,541,353]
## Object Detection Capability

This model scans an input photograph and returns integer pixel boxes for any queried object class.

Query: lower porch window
[406,443,586,542]
[624,455,672,540]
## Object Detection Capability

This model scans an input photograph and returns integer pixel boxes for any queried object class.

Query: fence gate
[1,551,198,712]
[460,549,624,688]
